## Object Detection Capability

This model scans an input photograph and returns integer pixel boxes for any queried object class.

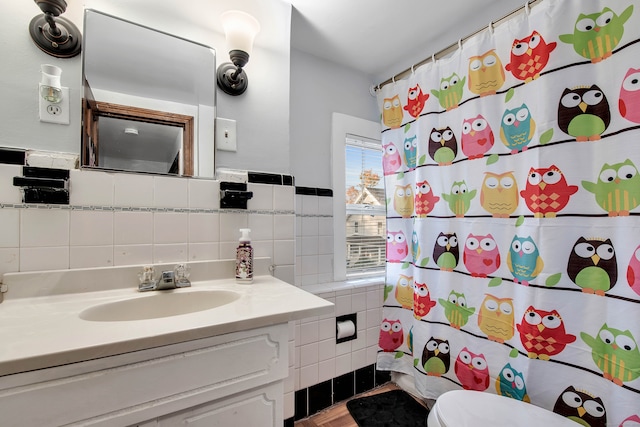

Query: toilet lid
[434,390,577,427]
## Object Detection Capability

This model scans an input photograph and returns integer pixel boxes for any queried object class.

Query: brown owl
[428,127,458,165]
[558,85,611,142]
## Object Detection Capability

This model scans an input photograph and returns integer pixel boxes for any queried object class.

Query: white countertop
[0,260,333,377]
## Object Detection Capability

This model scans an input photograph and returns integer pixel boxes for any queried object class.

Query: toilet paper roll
[336,320,356,340]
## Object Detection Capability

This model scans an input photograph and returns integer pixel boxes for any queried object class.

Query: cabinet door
[156,382,283,427]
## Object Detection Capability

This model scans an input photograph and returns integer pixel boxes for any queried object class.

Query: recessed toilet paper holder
[336,313,357,343]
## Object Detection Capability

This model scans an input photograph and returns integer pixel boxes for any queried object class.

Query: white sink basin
[79,290,241,322]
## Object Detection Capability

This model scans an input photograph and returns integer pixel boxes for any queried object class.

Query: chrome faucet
[138,264,191,292]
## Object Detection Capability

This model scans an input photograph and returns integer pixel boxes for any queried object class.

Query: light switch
[216,118,237,152]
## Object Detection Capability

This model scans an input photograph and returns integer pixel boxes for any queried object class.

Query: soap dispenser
[235,228,253,283]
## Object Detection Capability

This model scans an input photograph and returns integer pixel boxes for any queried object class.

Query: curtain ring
[458,39,463,50]
[392,75,396,84]
[431,53,436,63]
[411,64,415,75]
[524,1,531,15]
[488,21,494,34]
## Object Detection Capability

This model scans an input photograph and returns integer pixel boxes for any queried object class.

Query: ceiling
[288,0,526,81]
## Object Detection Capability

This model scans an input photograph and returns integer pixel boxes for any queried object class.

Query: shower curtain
[376,0,640,424]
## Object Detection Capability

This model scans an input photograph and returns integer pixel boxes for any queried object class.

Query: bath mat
[346,389,429,427]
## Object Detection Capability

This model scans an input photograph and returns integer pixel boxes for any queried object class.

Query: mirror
[81,9,216,177]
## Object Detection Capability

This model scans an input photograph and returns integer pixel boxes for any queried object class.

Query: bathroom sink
[79,290,241,322]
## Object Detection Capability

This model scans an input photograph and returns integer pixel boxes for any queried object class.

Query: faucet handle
[174,263,191,288]
[138,266,157,291]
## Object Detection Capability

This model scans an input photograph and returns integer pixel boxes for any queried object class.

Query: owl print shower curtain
[376,0,640,424]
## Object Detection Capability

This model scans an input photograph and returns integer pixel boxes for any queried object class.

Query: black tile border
[247,171,294,186]
[308,379,333,416]
[0,148,25,166]
[295,186,333,197]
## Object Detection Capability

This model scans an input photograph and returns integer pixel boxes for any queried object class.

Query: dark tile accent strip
[0,148,25,165]
[248,172,282,185]
[332,371,355,403]
[294,388,308,421]
[308,380,333,416]
[220,181,247,191]
[375,368,391,386]
[23,188,69,204]
[23,166,69,180]
[316,188,333,197]
[283,417,295,427]
[13,177,67,189]
[355,365,376,394]
[283,175,294,186]
[295,186,317,196]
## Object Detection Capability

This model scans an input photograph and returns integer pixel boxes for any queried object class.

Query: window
[345,135,385,277]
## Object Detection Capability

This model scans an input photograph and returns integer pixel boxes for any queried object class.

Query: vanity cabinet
[0,323,288,427]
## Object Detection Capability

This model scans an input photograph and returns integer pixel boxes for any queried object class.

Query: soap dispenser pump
[235,228,253,283]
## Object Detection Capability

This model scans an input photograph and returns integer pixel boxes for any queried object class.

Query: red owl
[454,347,490,391]
[516,306,576,360]
[520,165,578,218]
[414,180,440,217]
[505,31,556,82]
[413,282,436,320]
[379,318,404,352]
[403,84,429,118]
[619,67,640,123]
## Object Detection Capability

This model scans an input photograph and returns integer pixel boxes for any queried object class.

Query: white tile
[318,273,333,284]
[153,212,188,244]
[302,217,319,236]
[274,186,295,211]
[318,197,333,215]
[247,183,273,210]
[336,341,352,356]
[114,174,154,207]
[153,244,188,263]
[366,287,382,309]
[318,359,336,383]
[20,247,68,271]
[351,348,367,371]
[70,246,114,268]
[188,213,219,243]
[219,212,248,242]
[114,212,153,245]
[318,254,332,274]
[0,209,19,247]
[300,343,319,366]
[188,178,219,209]
[253,240,273,259]
[69,170,114,206]
[20,209,69,247]
[288,340,296,368]
[248,214,273,241]
[295,195,303,215]
[366,346,379,366]
[318,236,333,255]
[300,321,319,346]
[70,210,114,246]
[284,391,294,420]
[295,215,302,237]
[274,214,295,240]
[300,255,318,275]
[366,327,379,348]
[318,218,334,236]
[288,321,296,339]
[294,323,301,346]
[294,368,300,391]
[219,241,237,261]
[0,164,22,204]
[335,354,352,377]
[335,294,352,317]
[352,292,367,312]
[318,338,336,362]
[352,335,366,351]
[188,243,219,261]
[301,236,318,256]
[366,308,381,329]
[357,311,366,331]
[273,240,294,265]
[113,244,153,266]
[274,265,295,284]
[154,176,188,208]
[302,195,319,215]
[300,364,318,389]
[0,248,19,276]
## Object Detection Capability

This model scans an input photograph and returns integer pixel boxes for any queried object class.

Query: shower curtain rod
[373,0,544,92]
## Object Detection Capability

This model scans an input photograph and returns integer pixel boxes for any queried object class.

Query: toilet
[427,390,577,426]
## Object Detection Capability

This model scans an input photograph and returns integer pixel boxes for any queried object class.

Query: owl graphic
[495,363,530,402]
[505,31,557,82]
[499,104,536,153]
[581,324,640,385]
[414,180,439,217]
[461,114,494,159]
[478,294,514,343]
[619,68,640,123]
[567,237,617,295]
[507,235,544,286]
[411,230,421,264]
[627,244,640,296]
[442,180,477,217]
[386,230,408,262]
[431,73,466,111]
[559,6,633,63]
[582,159,640,216]
[468,49,505,97]
[438,290,475,329]
[403,135,418,170]
[454,348,490,391]
[428,127,457,165]
[413,282,436,320]
[404,84,429,118]
[480,171,519,218]
[558,85,610,142]
[520,165,579,218]
[379,318,404,352]
[393,184,414,218]
[394,275,414,310]
[382,95,403,129]
[553,386,607,427]
[433,232,459,271]
[463,233,501,278]
[516,306,576,360]
[421,337,450,376]
[382,142,402,176]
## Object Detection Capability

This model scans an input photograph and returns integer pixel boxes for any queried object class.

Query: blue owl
[411,230,421,264]
[499,104,536,154]
[404,135,418,170]
[507,235,544,286]
[496,363,530,402]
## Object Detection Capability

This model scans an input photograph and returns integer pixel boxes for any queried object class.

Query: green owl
[559,6,633,63]
[581,324,640,386]
[431,73,466,111]
[442,180,477,217]
[438,290,475,329]
[582,159,640,216]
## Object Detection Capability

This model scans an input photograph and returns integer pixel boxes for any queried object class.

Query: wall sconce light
[29,0,82,58]
[216,10,261,96]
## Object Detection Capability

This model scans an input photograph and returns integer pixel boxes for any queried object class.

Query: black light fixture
[29,0,82,58]
[216,11,260,96]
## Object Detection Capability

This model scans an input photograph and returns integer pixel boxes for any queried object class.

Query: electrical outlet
[215,117,237,152]
[39,87,70,125]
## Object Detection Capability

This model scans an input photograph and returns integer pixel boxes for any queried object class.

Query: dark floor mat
[346,389,429,427]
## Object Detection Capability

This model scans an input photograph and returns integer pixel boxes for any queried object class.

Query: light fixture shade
[221,10,260,57]
[40,64,62,103]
